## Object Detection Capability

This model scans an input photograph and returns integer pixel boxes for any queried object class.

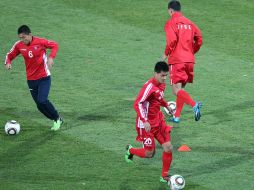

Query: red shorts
[139,120,172,151]
[169,63,194,85]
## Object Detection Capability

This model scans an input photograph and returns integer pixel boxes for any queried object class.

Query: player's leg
[170,82,185,123]
[37,76,59,120]
[175,86,202,121]
[37,76,63,130]
[185,63,202,121]
[27,79,53,120]
[125,129,155,163]
[160,141,173,183]
[173,83,196,113]
[125,144,147,163]
[169,63,201,121]
[155,121,173,183]
[169,64,187,122]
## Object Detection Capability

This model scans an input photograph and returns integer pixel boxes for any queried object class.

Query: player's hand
[144,121,151,132]
[5,64,12,70]
[166,106,174,115]
[47,57,54,70]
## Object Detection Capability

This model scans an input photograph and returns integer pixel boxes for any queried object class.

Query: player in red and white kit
[125,61,174,183]
[162,1,203,123]
[4,25,63,131]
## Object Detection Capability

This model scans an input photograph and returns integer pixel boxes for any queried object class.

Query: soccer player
[162,0,203,123]
[125,61,173,183]
[4,25,63,131]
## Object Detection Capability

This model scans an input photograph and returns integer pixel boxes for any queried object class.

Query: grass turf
[0,0,253,189]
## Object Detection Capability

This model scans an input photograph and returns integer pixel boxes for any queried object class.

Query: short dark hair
[18,25,31,35]
[168,0,181,11]
[154,61,169,73]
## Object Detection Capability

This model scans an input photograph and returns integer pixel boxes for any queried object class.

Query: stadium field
[0,0,253,189]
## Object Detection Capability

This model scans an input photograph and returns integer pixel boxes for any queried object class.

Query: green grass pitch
[0,0,253,189]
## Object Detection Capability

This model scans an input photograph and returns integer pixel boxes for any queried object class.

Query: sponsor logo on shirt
[34,46,40,50]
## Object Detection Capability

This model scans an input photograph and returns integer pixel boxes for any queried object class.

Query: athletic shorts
[169,63,194,85]
[138,120,172,151]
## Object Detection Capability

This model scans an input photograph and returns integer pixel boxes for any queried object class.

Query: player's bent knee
[145,150,155,158]
[172,83,182,96]
[163,142,173,152]
[37,99,49,105]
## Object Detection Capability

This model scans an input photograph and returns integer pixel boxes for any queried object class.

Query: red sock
[175,95,184,118]
[161,151,172,177]
[177,90,196,107]
[130,148,146,158]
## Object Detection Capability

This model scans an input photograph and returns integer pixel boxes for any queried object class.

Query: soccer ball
[164,101,176,116]
[168,175,185,190]
[5,120,21,135]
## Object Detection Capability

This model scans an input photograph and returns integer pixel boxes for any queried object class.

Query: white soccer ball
[5,120,21,135]
[168,175,185,190]
[164,101,176,116]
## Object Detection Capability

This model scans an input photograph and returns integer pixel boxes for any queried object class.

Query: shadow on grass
[78,114,112,121]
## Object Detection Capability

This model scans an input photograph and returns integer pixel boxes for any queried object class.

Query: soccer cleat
[168,116,180,123]
[125,144,134,163]
[160,175,171,183]
[193,102,202,121]
[51,117,63,131]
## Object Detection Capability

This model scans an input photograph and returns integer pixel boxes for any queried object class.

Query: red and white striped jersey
[5,36,58,80]
[134,78,168,128]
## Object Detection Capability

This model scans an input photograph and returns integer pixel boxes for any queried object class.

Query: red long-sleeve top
[5,36,58,80]
[164,12,203,64]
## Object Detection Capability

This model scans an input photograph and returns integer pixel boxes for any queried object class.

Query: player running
[125,61,174,183]
[162,0,203,123]
[4,25,63,131]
